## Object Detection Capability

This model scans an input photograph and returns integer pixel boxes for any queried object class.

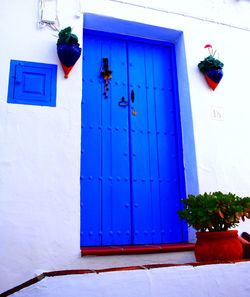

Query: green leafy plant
[178,192,250,232]
[57,27,79,46]
[198,55,224,73]
[198,56,224,73]
[198,44,224,73]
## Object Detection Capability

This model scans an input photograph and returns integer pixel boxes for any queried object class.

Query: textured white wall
[10,262,250,297]
[1,0,250,294]
[0,0,83,293]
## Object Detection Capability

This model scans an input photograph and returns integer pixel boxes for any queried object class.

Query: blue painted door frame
[81,30,187,246]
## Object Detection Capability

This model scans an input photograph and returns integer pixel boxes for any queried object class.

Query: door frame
[82,14,200,244]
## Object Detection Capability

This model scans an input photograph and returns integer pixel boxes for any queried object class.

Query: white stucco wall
[0,0,83,293]
[10,262,250,297]
[1,0,250,294]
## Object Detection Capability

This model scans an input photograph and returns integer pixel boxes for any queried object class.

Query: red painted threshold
[81,243,195,256]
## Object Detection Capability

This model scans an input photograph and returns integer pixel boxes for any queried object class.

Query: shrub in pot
[177,192,250,261]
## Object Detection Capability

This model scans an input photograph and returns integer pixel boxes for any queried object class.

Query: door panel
[81,35,103,246]
[101,37,131,245]
[127,42,182,244]
[150,45,182,243]
[144,46,162,244]
[81,32,184,246]
[81,35,131,246]
[127,42,154,244]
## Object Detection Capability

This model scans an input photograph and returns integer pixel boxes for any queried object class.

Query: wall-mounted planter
[198,45,224,91]
[57,27,82,78]
[204,68,223,91]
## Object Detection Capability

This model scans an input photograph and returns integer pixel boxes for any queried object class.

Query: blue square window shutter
[7,60,57,107]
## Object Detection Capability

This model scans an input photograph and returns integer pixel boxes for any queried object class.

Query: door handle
[131,90,135,103]
[118,97,128,107]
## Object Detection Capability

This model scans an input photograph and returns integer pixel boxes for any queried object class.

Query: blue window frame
[7,60,57,107]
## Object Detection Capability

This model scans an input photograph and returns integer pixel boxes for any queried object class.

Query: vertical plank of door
[81,34,102,246]
[152,45,183,243]
[170,48,188,242]
[101,37,131,245]
[128,42,153,244]
[144,45,162,243]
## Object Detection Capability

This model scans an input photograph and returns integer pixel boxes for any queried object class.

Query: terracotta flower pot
[195,230,243,262]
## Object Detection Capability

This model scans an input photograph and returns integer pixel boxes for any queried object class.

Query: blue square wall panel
[7,60,57,107]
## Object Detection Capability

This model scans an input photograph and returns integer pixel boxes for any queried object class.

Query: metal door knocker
[100,58,112,98]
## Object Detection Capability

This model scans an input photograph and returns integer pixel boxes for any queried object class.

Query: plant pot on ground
[178,192,250,262]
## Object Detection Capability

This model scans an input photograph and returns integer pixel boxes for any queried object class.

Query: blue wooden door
[81,32,185,246]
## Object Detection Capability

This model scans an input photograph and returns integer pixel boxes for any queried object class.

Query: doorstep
[81,243,195,256]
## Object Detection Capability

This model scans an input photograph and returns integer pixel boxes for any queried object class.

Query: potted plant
[198,44,224,91]
[178,192,250,261]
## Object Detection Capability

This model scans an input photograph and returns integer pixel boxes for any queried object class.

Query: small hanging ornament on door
[100,58,112,98]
